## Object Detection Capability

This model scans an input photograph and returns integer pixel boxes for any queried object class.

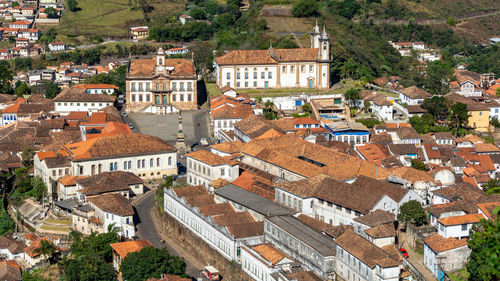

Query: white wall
[54,101,114,114]
[186,157,239,188]
[438,222,474,239]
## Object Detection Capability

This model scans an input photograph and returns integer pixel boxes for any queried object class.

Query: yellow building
[445,93,490,132]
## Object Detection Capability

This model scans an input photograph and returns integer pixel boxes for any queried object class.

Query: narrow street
[134,190,204,278]
[399,231,436,281]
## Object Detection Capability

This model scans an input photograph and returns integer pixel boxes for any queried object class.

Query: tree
[397,200,427,226]
[409,113,434,134]
[483,179,500,195]
[21,147,35,167]
[0,61,14,95]
[70,226,119,262]
[67,0,79,12]
[44,81,61,99]
[44,7,59,18]
[120,247,187,281]
[0,208,15,236]
[424,61,453,95]
[292,0,319,17]
[450,102,469,133]
[332,0,361,19]
[35,240,56,264]
[446,16,459,27]
[467,218,500,281]
[22,271,48,281]
[411,159,428,171]
[189,7,205,20]
[14,82,30,97]
[64,254,116,281]
[344,88,360,109]
[30,176,47,202]
[491,117,500,128]
[421,96,449,120]
[301,103,312,114]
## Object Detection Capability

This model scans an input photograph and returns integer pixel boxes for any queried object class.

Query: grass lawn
[57,0,144,38]
[206,83,220,97]
[449,267,469,281]
[40,225,71,231]
[44,218,72,225]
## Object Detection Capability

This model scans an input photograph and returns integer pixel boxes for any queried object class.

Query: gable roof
[353,209,395,227]
[477,201,500,221]
[54,86,115,102]
[400,86,431,99]
[438,213,484,226]
[64,133,176,161]
[187,150,235,166]
[76,171,143,196]
[251,244,288,265]
[424,234,468,254]
[88,193,134,216]
[110,240,153,258]
[336,230,400,268]
[127,58,196,78]
[215,48,319,65]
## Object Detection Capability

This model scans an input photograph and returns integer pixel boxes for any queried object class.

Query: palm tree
[35,240,56,264]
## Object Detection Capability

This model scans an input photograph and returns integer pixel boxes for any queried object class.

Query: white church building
[214,22,331,90]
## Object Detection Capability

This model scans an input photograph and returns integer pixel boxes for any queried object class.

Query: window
[123,161,127,169]
[180,94,184,102]
[290,66,294,73]
[128,161,132,169]
[268,72,272,79]
[188,94,192,101]
[139,95,143,102]
[146,95,150,102]
[253,72,257,79]
[137,160,141,168]
[150,158,154,167]
[138,83,143,91]
[172,94,176,102]
[253,81,257,87]
[461,224,467,231]
[236,82,240,87]
[180,83,184,91]
[142,159,145,168]
[157,158,160,167]
[110,163,114,171]
[261,72,265,79]
[227,72,230,79]
[220,168,225,176]
[282,66,287,73]
[131,83,136,91]
[172,82,177,90]
[309,65,313,72]
[52,170,56,176]
[162,83,167,91]
[146,83,151,91]
[479,111,482,116]
[187,82,192,90]
[168,157,172,165]
[301,65,305,72]
[244,82,248,87]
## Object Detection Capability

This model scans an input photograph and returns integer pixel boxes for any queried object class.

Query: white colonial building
[125,48,198,114]
[88,193,135,239]
[214,22,330,90]
[53,86,115,114]
[186,150,239,188]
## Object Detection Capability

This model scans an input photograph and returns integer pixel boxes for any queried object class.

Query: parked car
[121,112,127,117]
[128,123,134,129]
[200,138,208,146]
[399,248,409,258]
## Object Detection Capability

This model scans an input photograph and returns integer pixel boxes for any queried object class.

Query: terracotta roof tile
[212,104,254,120]
[232,171,275,201]
[424,234,468,253]
[364,223,397,238]
[251,244,287,265]
[400,86,431,99]
[477,201,500,221]
[336,230,400,268]
[438,213,484,226]
[215,48,318,65]
[76,171,143,196]
[474,142,500,153]
[110,240,152,258]
[187,150,236,166]
[127,58,195,78]
[353,209,395,227]
[88,193,134,216]
[53,86,115,102]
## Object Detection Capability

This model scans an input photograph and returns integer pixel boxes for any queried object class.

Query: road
[134,190,203,278]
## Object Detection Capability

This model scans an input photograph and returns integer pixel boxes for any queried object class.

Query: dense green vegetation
[467,213,500,281]
[120,247,187,281]
[397,200,427,226]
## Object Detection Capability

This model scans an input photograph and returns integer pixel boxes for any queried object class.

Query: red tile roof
[110,240,152,258]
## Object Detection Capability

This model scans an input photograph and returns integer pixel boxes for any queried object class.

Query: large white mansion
[125,48,198,114]
[214,23,331,90]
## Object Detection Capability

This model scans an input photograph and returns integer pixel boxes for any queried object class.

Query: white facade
[72,152,177,181]
[457,81,482,97]
[186,156,239,188]
[164,188,263,262]
[54,100,114,114]
[240,245,293,281]
[489,106,500,121]
[336,246,399,281]
[399,93,425,106]
[213,118,242,139]
[424,243,471,277]
[437,221,476,239]
[372,102,393,121]
[89,202,135,239]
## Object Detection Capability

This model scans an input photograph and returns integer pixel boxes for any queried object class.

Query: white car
[200,138,208,146]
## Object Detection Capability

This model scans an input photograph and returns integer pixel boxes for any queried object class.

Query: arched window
[110,163,114,171]
[150,158,154,167]
[141,159,145,168]
[114,162,118,170]
[156,158,160,167]
[91,165,96,176]
[128,161,132,169]
[168,156,172,165]
[137,160,141,168]
[98,164,102,173]
[123,161,127,169]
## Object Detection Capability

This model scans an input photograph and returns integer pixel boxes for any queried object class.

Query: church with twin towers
[214,21,331,90]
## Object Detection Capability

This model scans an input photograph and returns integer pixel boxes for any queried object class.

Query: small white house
[48,42,65,52]
[424,234,470,277]
[88,193,135,239]
[437,213,484,239]
[166,47,188,55]
[186,150,239,188]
